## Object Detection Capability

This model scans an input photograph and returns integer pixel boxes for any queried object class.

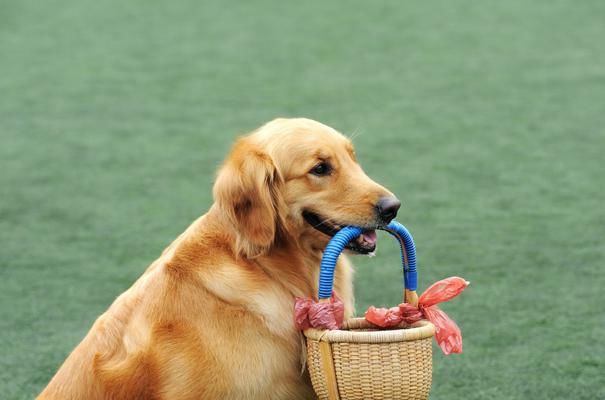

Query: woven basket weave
[304,221,434,400]
[305,319,434,400]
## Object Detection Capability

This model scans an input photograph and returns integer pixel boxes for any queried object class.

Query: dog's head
[213,118,400,258]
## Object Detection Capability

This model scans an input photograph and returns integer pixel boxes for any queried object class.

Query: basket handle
[318,220,418,306]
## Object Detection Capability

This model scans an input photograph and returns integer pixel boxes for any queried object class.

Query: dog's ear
[213,138,286,258]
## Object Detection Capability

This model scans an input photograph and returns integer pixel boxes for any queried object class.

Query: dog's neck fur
[198,205,323,297]
[148,204,354,343]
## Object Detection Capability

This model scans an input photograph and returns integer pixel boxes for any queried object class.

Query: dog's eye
[310,162,332,177]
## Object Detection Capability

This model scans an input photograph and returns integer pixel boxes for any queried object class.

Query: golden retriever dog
[38,118,400,400]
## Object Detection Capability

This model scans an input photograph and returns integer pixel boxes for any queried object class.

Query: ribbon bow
[365,276,469,355]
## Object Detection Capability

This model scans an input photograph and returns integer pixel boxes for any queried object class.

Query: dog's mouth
[302,210,378,254]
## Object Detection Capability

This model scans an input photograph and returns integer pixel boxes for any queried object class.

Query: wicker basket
[304,221,434,400]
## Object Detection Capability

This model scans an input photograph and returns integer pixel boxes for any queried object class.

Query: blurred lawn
[2,0,605,399]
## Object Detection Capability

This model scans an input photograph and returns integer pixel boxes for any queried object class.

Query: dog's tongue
[360,230,377,246]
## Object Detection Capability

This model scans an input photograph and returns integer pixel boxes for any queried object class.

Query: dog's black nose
[376,196,401,224]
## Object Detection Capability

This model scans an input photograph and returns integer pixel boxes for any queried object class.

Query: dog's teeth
[367,251,376,258]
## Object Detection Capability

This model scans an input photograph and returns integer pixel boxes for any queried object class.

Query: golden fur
[38,118,396,400]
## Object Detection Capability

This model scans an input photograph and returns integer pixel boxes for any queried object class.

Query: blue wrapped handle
[318,220,417,300]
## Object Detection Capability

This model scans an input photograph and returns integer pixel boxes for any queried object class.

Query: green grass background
[2,1,604,398]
